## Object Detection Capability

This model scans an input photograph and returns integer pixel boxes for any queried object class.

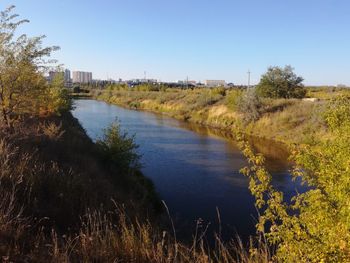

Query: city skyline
[59,67,230,86]
[3,0,350,85]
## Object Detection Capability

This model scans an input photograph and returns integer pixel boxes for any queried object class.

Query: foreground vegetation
[237,95,350,262]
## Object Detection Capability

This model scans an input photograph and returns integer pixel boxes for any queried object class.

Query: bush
[323,95,350,130]
[96,121,141,172]
[235,89,262,123]
[212,87,226,96]
[225,89,243,110]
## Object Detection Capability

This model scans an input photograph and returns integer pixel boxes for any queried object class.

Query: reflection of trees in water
[248,137,291,170]
[177,121,290,169]
[152,112,290,173]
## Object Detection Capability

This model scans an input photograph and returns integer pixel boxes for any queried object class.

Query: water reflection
[72,99,302,242]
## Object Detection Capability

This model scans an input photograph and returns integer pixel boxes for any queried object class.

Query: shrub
[96,121,141,172]
[225,89,243,110]
[235,89,262,123]
[323,95,350,130]
[212,87,226,96]
[40,121,65,141]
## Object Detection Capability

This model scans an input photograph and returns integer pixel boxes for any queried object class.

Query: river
[72,99,302,242]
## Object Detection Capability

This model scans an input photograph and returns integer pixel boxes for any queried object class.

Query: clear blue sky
[2,0,350,85]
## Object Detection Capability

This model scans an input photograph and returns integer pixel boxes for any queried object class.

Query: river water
[72,99,302,242]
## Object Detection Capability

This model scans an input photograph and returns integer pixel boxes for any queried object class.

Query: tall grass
[92,87,344,144]
[57,208,273,263]
[1,205,272,262]
[0,112,274,262]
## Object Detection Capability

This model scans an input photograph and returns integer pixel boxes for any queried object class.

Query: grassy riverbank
[0,111,161,258]
[3,5,350,261]
[3,92,349,262]
[91,86,350,144]
[1,110,275,262]
[2,92,347,262]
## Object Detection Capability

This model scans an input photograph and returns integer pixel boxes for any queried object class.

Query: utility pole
[247,70,251,89]
[144,71,147,82]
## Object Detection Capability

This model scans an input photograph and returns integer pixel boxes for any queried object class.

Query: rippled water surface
[72,99,302,241]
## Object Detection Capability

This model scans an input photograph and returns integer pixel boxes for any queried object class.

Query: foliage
[323,95,350,130]
[256,65,306,99]
[225,89,243,110]
[45,72,72,113]
[212,87,226,96]
[237,95,350,262]
[97,121,141,172]
[0,6,66,128]
[235,89,262,123]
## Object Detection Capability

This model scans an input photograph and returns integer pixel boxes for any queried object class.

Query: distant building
[205,80,226,87]
[72,71,93,84]
[47,69,83,87]
[64,69,71,83]
[64,69,73,87]
[48,71,64,83]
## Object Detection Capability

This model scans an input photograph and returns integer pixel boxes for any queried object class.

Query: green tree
[0,6,60,127]
[97,121,141,172]
[256,65,306,98]
[237,96,350,262]
[45,71,72,114]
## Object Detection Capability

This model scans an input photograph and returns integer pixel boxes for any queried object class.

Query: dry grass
[94,88,333,144]
[248,99,328,143]
[0,112,274,262]
[40,121,65,140]
[12,208,272,263]
[306,86,350,100]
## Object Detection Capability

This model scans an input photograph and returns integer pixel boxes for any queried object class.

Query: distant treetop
[256,65,306,99]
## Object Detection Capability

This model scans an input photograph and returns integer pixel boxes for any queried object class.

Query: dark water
[72,99,302,242]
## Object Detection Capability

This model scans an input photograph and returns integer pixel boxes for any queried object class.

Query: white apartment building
[72,71,93,83]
